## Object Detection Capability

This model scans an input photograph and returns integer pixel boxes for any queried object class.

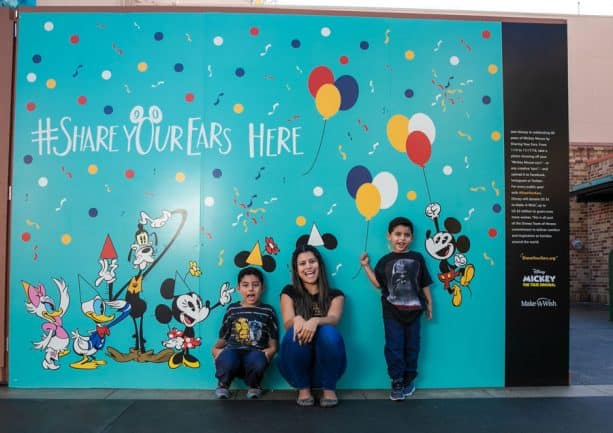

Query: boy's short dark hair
[388,216,414,234]
[237,267,264,285]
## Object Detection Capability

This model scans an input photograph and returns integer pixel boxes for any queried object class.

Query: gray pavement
[1,303,612,433]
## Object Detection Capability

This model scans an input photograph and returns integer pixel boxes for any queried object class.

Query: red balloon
[308,66,334,97]
[405,131,432,167]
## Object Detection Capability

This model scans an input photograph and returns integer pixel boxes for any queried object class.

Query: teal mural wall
[9,10,505,389]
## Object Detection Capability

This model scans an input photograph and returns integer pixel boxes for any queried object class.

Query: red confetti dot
[250,27,259,36]
[22,232,31,242]
[125,169,135,179]
[185,93,195,103]
[77,96,87,105]
[26,102,36,112]
[339,55,349,65]
[70,34,80,44]
[482,30,491,39]
[488,228,497,237]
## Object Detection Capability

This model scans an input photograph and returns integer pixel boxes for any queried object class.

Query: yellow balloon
[355,183,381,221]
[315,83,341,120]
[386,114,410,152]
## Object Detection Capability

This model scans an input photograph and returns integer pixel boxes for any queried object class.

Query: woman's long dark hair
[290,244,332,320]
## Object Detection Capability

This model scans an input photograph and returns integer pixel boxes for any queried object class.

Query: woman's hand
[297,317,320,345]
[292,315,306,342]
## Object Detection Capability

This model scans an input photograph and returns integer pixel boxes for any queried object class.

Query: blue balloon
[346,165,372,198]
[335,75,359,111]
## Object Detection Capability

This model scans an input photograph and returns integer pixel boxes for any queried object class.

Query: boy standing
[360,217,433,401]
[212,267,278,399]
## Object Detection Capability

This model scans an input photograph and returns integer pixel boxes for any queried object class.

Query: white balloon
[409,112,436,144]
[372,171,398,209]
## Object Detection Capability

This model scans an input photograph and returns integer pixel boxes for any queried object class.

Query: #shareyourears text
[31,106,303,159]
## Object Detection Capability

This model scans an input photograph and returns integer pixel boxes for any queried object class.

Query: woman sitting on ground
[277,244,346,408]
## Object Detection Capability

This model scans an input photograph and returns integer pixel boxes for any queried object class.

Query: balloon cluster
[386,113,436,168]
[308,66,359,120]
[346,165,398,221]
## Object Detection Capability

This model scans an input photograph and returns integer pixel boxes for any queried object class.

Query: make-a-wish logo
[520,297,558,308]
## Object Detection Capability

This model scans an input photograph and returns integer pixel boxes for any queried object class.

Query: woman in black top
[277,244,346,408]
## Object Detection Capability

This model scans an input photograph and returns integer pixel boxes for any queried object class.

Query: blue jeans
[215,348,269,388]
[277,324,346,390]
[383,316,421,384]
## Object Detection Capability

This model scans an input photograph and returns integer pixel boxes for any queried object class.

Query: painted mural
[9,11,505,388]
[1,0,35,8]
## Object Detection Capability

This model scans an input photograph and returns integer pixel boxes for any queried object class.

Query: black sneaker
[389,380,405,401]
[403,381,416,397]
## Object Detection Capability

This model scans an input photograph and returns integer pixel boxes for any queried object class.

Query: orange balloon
[355,183,381,221]
[386,114,410,152]
[315,84,341,120]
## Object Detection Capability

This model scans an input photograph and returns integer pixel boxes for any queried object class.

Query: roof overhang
[570,175,613,202]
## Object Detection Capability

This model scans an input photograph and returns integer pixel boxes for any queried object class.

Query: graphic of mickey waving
[424,202,475,307]
[155,278,234,369]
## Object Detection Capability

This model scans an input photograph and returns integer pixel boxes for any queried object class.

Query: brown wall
[0,7,15,383]
[569,143,613,304]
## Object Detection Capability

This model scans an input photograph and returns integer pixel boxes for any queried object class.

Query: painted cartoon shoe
[452,284,462,307]
[460,264,475,286]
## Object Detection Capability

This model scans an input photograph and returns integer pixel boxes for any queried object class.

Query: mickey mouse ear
[322,233,338,250]
[262,256,276,273]
[160,278,176,299]
[456,236,470,253]
[295,235,309,248]
[443,217,462,234]
[154,304,172,324]
[234,251,249,267]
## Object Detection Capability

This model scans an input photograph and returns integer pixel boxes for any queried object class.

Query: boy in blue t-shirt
[212,267,279,399]
[360,216,433,401]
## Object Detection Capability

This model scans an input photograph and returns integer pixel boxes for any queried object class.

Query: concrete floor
[1,303,612,433]
[569,302,613,385]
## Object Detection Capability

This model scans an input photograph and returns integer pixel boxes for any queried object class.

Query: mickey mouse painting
[155,276,233,369]
[424,203,475,307]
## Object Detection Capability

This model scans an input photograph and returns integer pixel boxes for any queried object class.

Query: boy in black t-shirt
[212,267,278,399]
[360,217,433,401]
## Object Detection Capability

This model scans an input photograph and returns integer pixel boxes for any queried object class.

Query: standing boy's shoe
[215,382,231,399]
[389,380,405,401]
[403,381,416,397]
[246,387,263,399]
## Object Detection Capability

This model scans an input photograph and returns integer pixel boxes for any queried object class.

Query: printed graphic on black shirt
[388,258,422,309]
[232,317,264,346]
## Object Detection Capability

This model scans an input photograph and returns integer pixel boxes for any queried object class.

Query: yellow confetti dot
[137,62,148,72]
[491,131,501,141]
[175,172,186,183]
[295,216,306,227]
[61,234,72,245]
[404,50,415,61]
[46,79,56,89]
[233,103,244,114]
[87,164,98,175]
[488,64,498,74]
[406,191,417,201]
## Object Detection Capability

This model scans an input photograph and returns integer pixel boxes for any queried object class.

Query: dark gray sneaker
[389,380,405,401]
[215,383,231,399]
[246,387,263,399]
[403,381,416,397]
